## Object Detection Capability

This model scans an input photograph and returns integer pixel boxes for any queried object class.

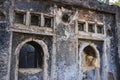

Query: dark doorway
[19,41,44,68]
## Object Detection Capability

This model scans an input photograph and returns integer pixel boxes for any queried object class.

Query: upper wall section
[49,0,117,14]
[10,0,117,37]
[14,0,53,13]
[13,0,117,14]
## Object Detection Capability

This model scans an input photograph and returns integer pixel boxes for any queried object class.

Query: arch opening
[82,45,98,68]
[19,41,44,69]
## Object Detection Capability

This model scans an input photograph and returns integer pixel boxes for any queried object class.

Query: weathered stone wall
[8,0,120,80]
[0,23,10,80]
[55,20,76,80]
[0,0,120,80]
[54,5,117,80]
[0,1,11,80]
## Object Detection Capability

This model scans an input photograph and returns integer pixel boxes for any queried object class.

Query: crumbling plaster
[0,0,120,80]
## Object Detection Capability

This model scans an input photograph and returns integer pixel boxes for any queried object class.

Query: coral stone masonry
[0,0,120,80]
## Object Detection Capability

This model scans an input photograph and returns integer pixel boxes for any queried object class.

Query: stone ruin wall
[0,0,120,80]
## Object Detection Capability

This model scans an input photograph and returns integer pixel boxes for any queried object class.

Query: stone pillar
[55,8,76,80]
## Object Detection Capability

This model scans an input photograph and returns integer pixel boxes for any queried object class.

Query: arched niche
[78,43,101,80]
[14,38,49,80]
[82,45,98,68]
[19,41,44,68]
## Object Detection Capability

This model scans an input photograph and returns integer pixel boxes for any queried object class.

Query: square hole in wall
[31,14,40,26]
[44,16,53,28]
[78,22,85,31]
[97,25,104,34]
[88,23,95,33]
[15,12,25,24]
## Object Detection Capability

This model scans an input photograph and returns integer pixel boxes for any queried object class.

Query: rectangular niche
[78,22,85,31]
[15,11,26,24]
[44,15,53,28]
[97,24,104,34]
[31,13,41,26]
[88,23,95,33]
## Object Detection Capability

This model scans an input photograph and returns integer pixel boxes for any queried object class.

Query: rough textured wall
[78,8,117,80]
[0,0,119,80]
[54,6,117,80]
[9,0,118,80]
[55,17,76,80]
[0,1,11,80]
[0,23,10,80]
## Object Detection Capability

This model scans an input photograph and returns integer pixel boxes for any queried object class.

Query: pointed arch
[79,43,100,68]
[78,43,101,80]
[82,45,99,68]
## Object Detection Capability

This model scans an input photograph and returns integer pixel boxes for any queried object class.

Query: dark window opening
[15,12,25,24]
[44,16,52,27]
[62,13,70,23]
[97,25,104,34]
[88,24,95,33]
[78,22,85,31]
[82,46,97,68]
[19,41,44,68]
[0,12,5,21]
[31,14,40,26]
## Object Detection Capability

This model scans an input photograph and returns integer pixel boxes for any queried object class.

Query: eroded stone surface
[0,0,120,80]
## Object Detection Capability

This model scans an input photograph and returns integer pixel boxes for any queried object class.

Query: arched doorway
[15,39,49,80]
[79,44,100,80]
